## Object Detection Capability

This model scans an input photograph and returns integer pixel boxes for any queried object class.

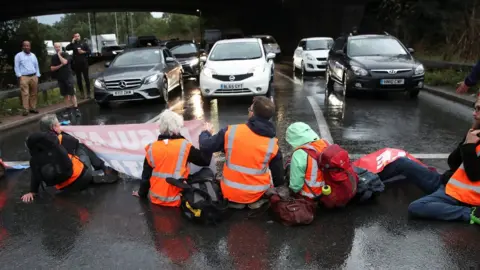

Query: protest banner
[352,148,426,174]
[62,120,216,179]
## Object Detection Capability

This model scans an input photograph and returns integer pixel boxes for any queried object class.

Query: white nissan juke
[200,38,276,99]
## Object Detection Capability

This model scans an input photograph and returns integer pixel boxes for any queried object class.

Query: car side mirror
[266,52,276,60]
[104,62,111,68]
[408,48,415,54]
[165,57,175,63]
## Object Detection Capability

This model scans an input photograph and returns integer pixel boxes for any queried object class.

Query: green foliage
[424,69,478,93]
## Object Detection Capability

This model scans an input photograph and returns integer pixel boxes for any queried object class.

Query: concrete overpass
[2,0,370,54]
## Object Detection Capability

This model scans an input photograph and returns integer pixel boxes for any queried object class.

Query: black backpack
[167,168,228,225]
[26,132,74,186]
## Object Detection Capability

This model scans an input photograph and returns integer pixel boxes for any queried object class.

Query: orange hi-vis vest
[55,134,85,190]
[446,144,480,205]
[145,139,192,207]
[222,124,279,204]
[297,140,329,198]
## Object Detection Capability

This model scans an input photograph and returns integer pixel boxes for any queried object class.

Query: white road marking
[275,71,301,85]
[307,96,334,144]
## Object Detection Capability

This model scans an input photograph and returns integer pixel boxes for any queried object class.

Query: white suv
[200,38,276,98]
[293,37,334,75]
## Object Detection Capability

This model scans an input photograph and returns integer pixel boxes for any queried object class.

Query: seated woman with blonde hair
[132,109,212,207]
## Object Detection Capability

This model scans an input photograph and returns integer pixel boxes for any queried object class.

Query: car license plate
[112,90,134,96]
[380,79,405,85]
[220,84,243,89]
[318,61,326,65]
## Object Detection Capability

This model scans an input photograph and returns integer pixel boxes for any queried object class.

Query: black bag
[167,168,228,225]
[26,132,74,186]
[353,166,385,203]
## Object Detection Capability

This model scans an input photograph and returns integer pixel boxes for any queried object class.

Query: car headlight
[189,58,199,66]
[305,54,314,61]
[415,64,425,75]
[94,79,105,89]
[249,66,265,76]
[351,66,368,76]
[203,67,216,77]
[144,74,160,84]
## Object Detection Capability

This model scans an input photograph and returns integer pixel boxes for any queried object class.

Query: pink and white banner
[62,120,216,179]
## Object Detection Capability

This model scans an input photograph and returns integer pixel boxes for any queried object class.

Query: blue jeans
[378,157,472,222]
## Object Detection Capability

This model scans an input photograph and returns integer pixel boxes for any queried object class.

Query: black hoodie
[199,116,285,186]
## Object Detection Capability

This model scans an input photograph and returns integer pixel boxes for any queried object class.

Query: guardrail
[420,59,475,70]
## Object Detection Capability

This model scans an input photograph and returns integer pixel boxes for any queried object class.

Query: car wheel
[408,89,420,99]
[325,70,334,96]
[162,77,169,103]
[292,61,297,74]
[301,61,307,76]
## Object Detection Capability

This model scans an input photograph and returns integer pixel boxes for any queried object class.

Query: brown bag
[269,194,317,226]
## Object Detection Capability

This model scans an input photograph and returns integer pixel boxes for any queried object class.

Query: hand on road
[456,81,469,94]
[204,122,214,134]
[464,129,480,144]
[132,190,139,197]
[21,192,35,203]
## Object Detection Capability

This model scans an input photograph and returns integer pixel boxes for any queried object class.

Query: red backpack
[300,143,359,208]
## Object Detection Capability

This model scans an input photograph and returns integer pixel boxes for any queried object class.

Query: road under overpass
[2,0,371,54]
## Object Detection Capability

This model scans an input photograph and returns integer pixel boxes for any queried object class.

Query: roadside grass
[424,69,478,94]
[0,81,92,116]
[415,51,475,64]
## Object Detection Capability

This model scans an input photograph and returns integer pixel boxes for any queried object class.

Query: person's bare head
[73,33,81,41]
[248,96,275,120]
[473,96,480,129]
[22,40,31,53]
[39,114,61,134]
[53,42,62,53]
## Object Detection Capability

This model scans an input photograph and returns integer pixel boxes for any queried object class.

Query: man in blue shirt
[14,40,40,116]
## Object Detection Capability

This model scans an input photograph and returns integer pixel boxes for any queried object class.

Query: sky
[36,12,164,25]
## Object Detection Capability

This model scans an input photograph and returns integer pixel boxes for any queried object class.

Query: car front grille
[104,79,142,90]
[316,57,327,61]
[215,88,251,94]
[212,73,253,82]
[370,69,411,74]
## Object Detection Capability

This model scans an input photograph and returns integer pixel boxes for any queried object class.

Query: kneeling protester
[167,168,228,225]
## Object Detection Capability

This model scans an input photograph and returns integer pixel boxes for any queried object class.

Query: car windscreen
[260,36,277,44]
[112,49,161,66]
[347,38,408,57]
[170,43,198,56]
[305,39,333,50]
[209,42,262,61]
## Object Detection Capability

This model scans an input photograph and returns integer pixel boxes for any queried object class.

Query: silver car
[93,47,183,107]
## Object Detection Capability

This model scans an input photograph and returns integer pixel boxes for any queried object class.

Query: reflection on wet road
[0,66,480,269]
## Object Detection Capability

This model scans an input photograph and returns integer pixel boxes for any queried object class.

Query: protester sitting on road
[132,109,212,207]
[378,97,480,225]
[456,60,480,96]
[199,96,284,209]
[285,122,329,198]
[21,114,118,203]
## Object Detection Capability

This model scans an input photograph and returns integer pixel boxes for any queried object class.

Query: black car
[163,40,205,80]
[326,34,424,98]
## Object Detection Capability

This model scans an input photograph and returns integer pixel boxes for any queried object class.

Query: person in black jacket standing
[66,33,91,99]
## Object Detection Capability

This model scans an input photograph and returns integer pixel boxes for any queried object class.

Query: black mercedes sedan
[163,40,205,80]
[326,34,424,98]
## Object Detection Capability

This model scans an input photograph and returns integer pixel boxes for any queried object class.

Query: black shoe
[22,110,28,116]
[29,109,39,114]
[75,108,81,117]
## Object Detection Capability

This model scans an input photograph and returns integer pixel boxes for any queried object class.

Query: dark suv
[163,40,205,80]
[326,34,424,98]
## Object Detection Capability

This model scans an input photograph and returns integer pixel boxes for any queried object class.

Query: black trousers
[74,64,90,95]
[60,144,105,193]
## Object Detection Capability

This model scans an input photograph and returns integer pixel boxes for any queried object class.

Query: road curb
[423,86,476,107]
[0,99,94,133]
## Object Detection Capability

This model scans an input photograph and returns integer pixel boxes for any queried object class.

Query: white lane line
[307,96,334,144]
[275,71,301,85]
[215,153,449,163]
[146,100,183,123]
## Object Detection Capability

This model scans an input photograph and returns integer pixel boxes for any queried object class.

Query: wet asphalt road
[0,65,479,269]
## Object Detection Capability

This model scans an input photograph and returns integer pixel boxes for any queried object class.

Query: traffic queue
[16,95,480,227]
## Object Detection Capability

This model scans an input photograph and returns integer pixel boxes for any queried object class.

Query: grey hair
[39,114,59,132]
[157,109,184,135]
